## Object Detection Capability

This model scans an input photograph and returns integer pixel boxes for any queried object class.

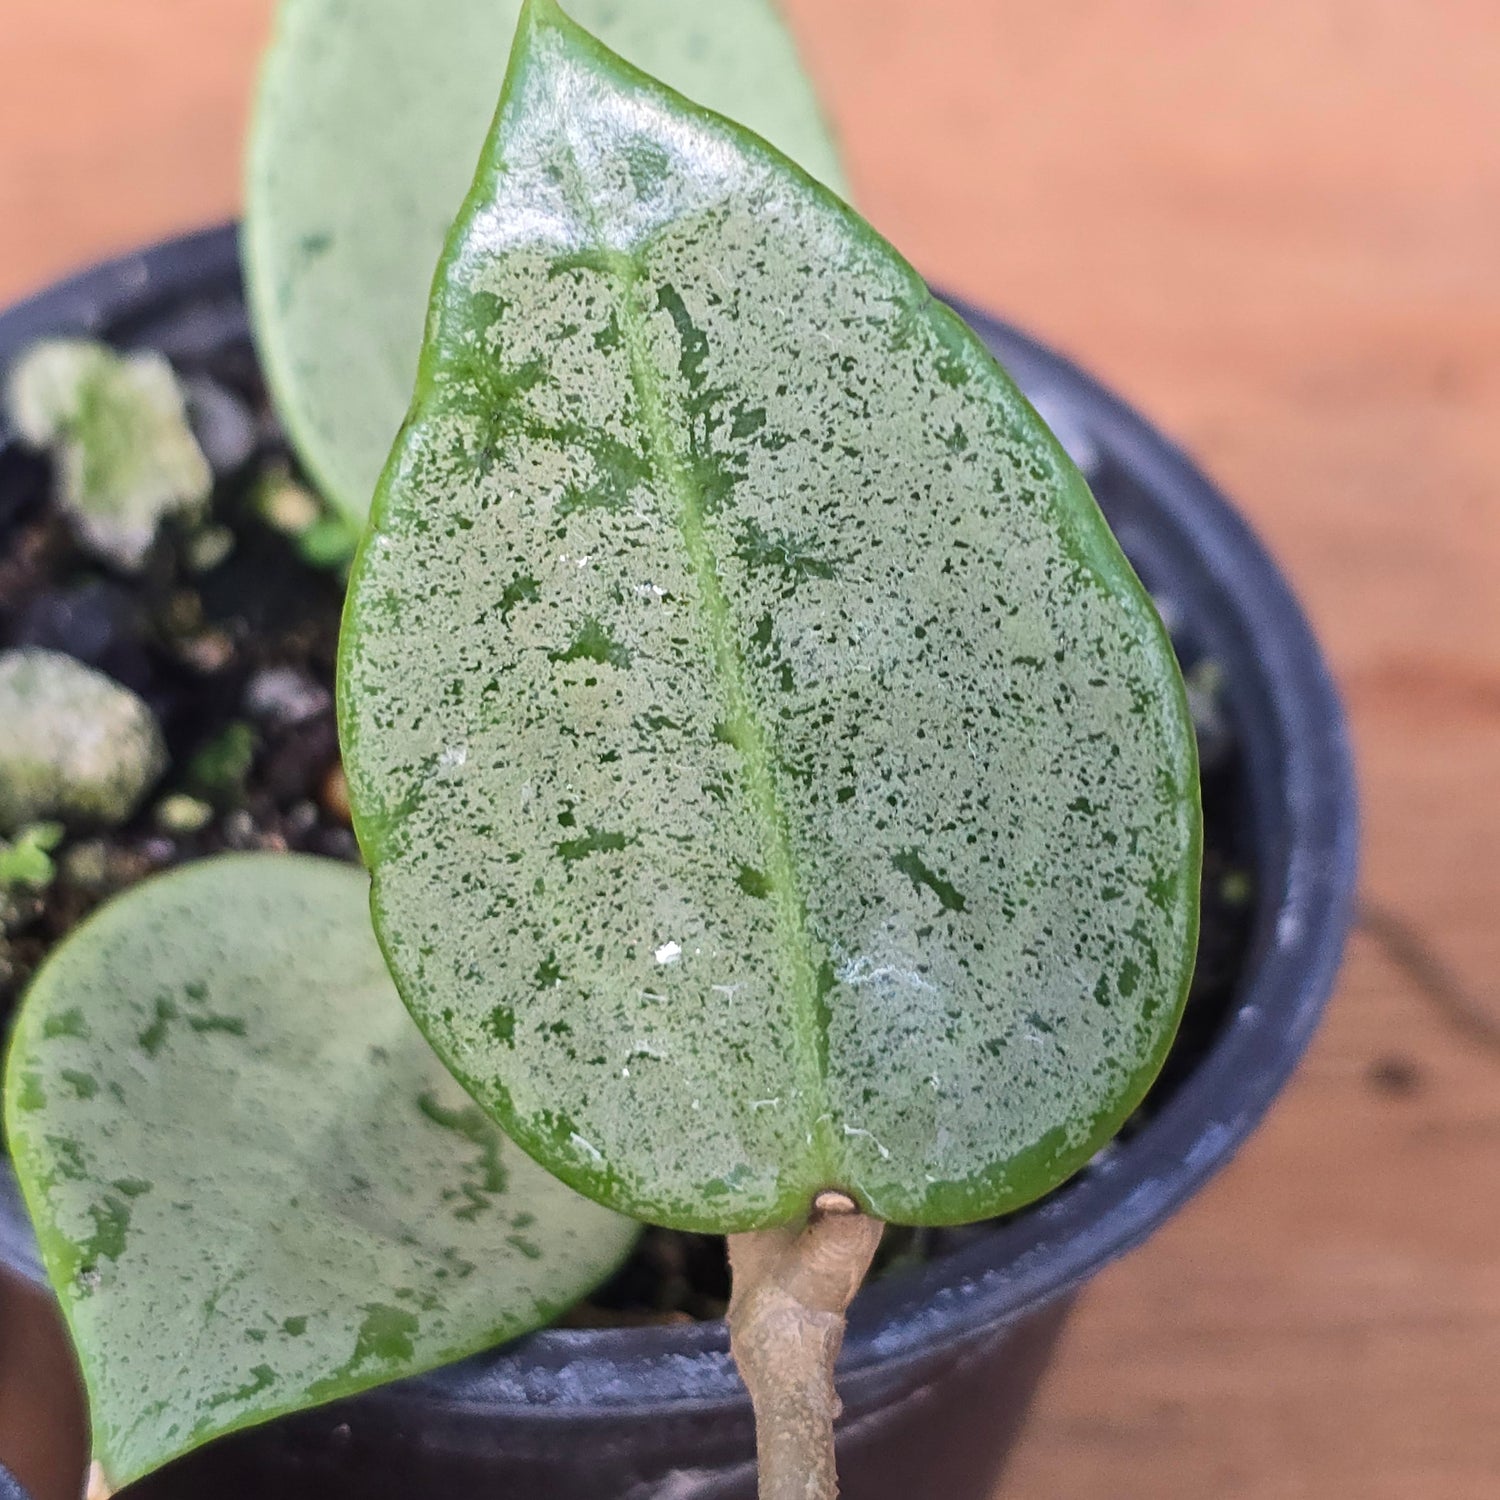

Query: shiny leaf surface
[339,0,1200,1234]
[3,854,638,1487]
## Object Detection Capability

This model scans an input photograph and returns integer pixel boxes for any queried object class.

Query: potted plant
[0,3,1357,1498]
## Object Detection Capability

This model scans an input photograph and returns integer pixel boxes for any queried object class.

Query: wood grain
[2,3,1497,1497]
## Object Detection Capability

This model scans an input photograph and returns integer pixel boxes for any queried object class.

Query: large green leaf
[3,854,638,1488]
[338,0,1201,1235]
[245,0,847,525]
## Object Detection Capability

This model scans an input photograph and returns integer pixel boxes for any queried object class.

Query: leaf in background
[3,853,639,1488]
[339,0,1200,1235]
[245,0,846,524]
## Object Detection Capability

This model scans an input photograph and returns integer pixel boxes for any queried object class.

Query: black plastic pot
[0,226,1356,1500]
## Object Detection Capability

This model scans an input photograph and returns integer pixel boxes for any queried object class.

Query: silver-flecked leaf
[3,854,638,1488]
[245,0,846,524]
[339,0,1201,1234]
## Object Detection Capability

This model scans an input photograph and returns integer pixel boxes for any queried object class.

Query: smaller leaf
[3,854,639,1489]
[0,822,65,892]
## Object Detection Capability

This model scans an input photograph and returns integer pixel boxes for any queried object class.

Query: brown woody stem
[727,1192,884,1500]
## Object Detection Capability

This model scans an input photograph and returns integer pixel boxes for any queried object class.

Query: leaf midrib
[588,240,835,1188]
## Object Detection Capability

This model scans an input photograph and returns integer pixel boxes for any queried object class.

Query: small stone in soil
[0,648,167,832]
[222,810,257,849]
[286,800,320,838]
[184,375,258,475]
[257,471,322,536]
[260,714,338,801]
[138,837,176,867]
[320,764,352,823]
[6,338,211,570]
[245,665,331,727]
[60,840,114,890]
[153,794,214,835]
[185,524,236,574]
[176,629,236,675]
[163,588,204,635]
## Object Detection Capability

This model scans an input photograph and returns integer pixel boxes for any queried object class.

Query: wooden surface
[3,3,1498,1497]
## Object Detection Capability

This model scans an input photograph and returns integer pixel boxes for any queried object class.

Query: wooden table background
[3,3,1498,1497]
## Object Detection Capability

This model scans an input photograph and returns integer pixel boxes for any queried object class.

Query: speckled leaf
[2,854,638,1488]
[245,0,846,525]
[339,0,1201,1235]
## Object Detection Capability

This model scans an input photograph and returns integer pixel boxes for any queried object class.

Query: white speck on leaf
[568,1133,603,1163]
[842,1124,892,1161]
[836,955,935,993]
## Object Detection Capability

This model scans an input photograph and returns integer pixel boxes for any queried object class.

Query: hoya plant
[3,2,1199,1497]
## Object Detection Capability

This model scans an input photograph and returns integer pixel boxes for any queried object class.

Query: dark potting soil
[0,324,1255,1327]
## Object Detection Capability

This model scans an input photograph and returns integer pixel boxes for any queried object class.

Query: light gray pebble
[0,648,166,832]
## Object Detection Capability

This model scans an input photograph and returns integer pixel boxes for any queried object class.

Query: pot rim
[0,224,1358,1418]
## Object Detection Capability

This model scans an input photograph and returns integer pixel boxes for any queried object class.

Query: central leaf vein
[599,246,833,1176]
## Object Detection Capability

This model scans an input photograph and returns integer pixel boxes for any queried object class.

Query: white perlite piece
[6,338,212,570]
[0,648,167,832]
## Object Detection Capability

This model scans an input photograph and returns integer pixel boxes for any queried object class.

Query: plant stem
[727,1192,884,1500]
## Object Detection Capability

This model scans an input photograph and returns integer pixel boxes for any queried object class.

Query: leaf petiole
[727,1193,884,1500]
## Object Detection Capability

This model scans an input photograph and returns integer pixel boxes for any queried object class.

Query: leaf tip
[517,0,574,46]
[513,0,626,85]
